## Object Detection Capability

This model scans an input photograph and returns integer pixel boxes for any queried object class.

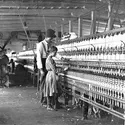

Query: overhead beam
[0,0,100,9]
[0,8,72,16]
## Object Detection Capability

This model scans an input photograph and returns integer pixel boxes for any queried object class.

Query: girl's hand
[64,67,69,71]
[61,57,70,61]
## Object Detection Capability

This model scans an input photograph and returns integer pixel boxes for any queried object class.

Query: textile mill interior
[0,0,125,125]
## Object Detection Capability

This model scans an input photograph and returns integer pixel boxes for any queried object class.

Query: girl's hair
[49,46,58,53]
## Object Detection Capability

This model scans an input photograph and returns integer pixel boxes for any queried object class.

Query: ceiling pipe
[0,6,20,9]
[0,6,86,9]
[26,7,29,9]
[51,7,54,9]
[58,6,62,9]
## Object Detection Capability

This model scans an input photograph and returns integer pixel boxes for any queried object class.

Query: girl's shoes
[47,106,53,111]
[42,103,47,108]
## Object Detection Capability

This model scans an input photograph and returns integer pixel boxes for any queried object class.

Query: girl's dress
[45,56,57,97]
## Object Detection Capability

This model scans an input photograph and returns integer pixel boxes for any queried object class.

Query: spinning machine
[56,27,125,122]
[17,27,125,123]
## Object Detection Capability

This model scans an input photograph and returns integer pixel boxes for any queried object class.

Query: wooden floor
[0,85,123,125]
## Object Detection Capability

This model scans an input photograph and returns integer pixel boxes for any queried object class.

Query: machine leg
[123,104,125,125]
[72,86,75,105]
[33,73,35,86]
[82,101,89,119]
[64,93,69,106]
[33,73,37,87]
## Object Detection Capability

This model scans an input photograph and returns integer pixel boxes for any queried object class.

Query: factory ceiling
[0,0,125,51]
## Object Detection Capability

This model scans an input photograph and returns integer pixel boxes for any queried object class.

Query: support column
[90,11,96,35]
[26,41,30,50]
[78,17,83,37]
[55,26,59,42]
[123,104,125,125]
[58,31,62,40]
[69,20,73,33]
[22,43,27,50]
[61,24,64,36]
[107,1,113,30]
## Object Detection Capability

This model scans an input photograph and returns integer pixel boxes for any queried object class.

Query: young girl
[45,46,58,110]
